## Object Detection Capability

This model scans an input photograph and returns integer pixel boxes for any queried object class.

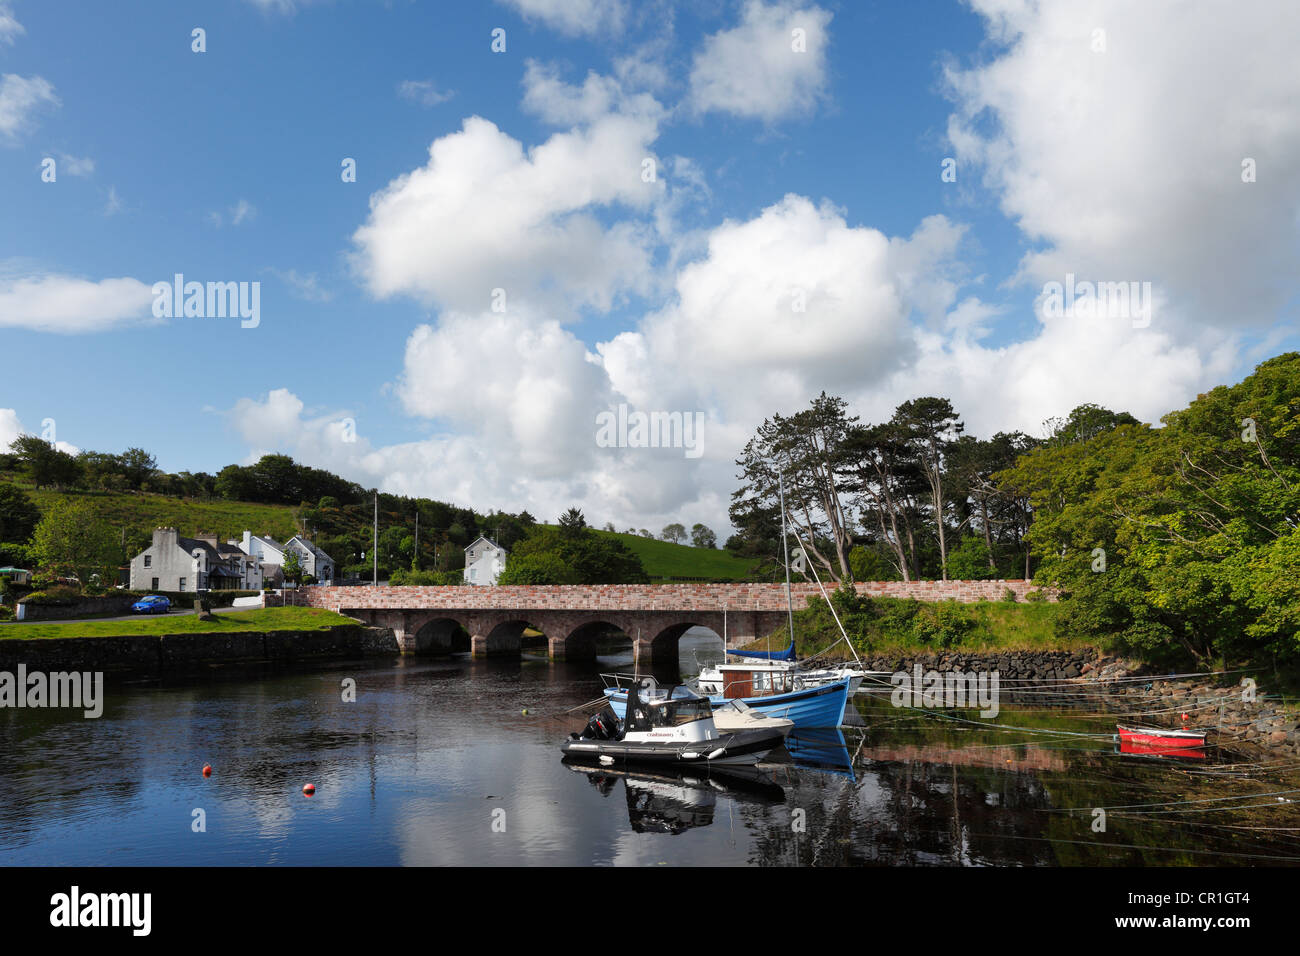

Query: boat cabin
[716,662,796,700]
[624,681,716,743]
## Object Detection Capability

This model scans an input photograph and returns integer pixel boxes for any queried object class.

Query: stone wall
[299,579,1049,614]
[16,594,137,621]
[0,624,399,676]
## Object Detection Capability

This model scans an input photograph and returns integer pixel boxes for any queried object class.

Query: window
[143,555,151,568]
[179,578,186,591]
[151,577,159,590]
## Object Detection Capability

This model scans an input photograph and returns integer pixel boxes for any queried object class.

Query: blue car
[131,595,171,614]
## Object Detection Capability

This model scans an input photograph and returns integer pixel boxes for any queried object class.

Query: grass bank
[0,607,354,640]
[593,529,760,581]
[743,593,1088,659]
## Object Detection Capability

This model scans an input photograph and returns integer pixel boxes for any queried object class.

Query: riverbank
[828,646,1300,756]
[0,608,398,675]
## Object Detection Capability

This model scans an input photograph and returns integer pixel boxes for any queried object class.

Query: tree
[0,484,41,543]
[9,435,82,489]
[733,393,857,583]
[892,397,964,580]
[31,499,119,582]
[511,525,648,584]
[558,507,587,538]
[496,552,582,585]
[660,523,686,544]
[690,523,717,548]
[281,550,304,586]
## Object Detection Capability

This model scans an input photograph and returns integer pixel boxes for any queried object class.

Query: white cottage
[463,536,507,585]
[240,531,336,585]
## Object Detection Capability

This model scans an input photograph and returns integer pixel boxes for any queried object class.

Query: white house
[240,531,336,585]
[130,528,264,592]
[463,536,507,585]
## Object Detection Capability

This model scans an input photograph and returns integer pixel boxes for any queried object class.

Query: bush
[1001,587,1018,603]
[1024,588,1047,603]
[18,586,81,606]
[911,602,977,648]
[0,604,12,621]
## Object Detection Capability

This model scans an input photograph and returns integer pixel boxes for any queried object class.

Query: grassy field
[0,607,354,640]
[594,529,760,581]
[744,595,1084,659]
[5,480,300,543]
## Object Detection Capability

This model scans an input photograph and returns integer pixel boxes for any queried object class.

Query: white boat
[563,677,788,767]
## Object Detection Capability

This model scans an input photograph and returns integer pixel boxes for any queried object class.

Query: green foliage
[32,499,120,582]
[689,523,717,549]
[496,552,582,585]
[510,525,648,584]
[848,544,901,582]
[1000,352,1300,667]
[0,484,40,542]
[944,536,997,580]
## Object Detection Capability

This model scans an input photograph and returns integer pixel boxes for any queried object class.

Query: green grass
[593,529,760,581]
[746,595,1084,659]
[5,480,300,543]
[0,607,354,640]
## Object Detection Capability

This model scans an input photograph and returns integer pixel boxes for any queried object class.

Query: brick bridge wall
[297,580,1043,661]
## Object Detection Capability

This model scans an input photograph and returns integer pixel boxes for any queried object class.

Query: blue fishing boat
[603,670,852,729]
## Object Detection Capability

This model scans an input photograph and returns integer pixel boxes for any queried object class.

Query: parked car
[131,595,171,614]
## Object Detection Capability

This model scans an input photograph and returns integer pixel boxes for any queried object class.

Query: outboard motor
[584,706,621,740]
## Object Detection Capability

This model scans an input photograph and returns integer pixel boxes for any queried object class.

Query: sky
[2,0,1297,536]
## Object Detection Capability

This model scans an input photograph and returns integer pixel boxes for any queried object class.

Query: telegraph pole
[372,490,378,586]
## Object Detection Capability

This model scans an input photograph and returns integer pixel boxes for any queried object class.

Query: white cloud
[57,153,95,177]
[497,0,628,38]
[207,199,256,227]
[103,185,123,216]
[688,1,832,122]
[0,409,81,456]
[269,268,332,303]
[0,73,58,141]
[945,0,1300,333]
[397,79,455,107]
[0,273,156,334]
[350,107,662,315]
[0,5,23,47]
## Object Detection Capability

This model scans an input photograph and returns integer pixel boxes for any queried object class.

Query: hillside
[592,529,759,581]
[2,479,759,582]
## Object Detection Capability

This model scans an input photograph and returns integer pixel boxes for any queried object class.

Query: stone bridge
[297,580,1038,663]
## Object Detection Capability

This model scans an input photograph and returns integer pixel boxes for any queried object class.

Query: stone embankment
[839,647,1300,755]
[0,623,399,676]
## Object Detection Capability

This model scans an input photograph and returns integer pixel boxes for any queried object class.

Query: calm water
[2,632,1298,866]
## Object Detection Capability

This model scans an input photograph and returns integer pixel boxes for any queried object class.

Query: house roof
[465,535,507,553]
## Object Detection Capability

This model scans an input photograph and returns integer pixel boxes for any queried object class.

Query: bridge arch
[556,619,629,662]
[411,616,470,656]
[480,618,546,657]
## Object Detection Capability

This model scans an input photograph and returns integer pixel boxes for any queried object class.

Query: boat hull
[606,677,852,729]
[1116,724,1207,749]
[561,727,786,767]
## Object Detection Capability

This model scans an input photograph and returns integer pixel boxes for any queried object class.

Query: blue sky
[2,0,1297,534]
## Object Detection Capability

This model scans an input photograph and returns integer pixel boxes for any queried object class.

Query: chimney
[154,527,179,549]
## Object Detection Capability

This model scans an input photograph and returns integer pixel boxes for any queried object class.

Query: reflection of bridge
[299,580,1036,662]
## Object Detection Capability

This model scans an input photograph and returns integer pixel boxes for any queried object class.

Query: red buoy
[202,764,212,777]
[303,783,316,796]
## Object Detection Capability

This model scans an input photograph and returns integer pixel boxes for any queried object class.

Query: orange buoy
[303,783,316,796]
[202,764,212,777]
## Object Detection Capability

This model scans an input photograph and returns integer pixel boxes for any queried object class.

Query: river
[2,631,1298,866]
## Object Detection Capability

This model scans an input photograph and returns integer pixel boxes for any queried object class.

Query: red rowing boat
[1116,724,1207,749]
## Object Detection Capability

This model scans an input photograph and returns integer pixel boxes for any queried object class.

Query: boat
[562,677,788,767]
[1117,738,1208,761]
[697,659,868,698]
[603,669,853,729]
[1115,724,1207,749]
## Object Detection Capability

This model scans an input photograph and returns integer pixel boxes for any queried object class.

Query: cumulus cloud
[350,107,662,315]
[497,0,628,38]
[945,0,1300,333]
[0,73,58,141]
[0,273,157,334]
[688,1,832,122]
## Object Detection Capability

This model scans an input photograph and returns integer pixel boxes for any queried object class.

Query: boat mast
[779,471,795,652]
